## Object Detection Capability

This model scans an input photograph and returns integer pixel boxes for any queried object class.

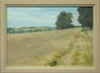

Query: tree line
[55,7,93,30]
[7,27,55,33]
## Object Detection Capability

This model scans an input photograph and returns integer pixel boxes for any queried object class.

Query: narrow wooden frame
[0,0,100,73]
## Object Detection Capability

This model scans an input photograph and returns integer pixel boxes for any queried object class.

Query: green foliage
[77,7,93,29]
[55,11,74,29]
[70,30,93,66]
[7,27,55,33]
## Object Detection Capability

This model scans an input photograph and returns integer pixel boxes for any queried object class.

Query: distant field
[7,27,55,33]
[7,28,93,66]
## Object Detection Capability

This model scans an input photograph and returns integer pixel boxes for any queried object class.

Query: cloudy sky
[7,7,81,28]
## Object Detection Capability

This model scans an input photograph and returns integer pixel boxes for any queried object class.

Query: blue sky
[7,7,81,28]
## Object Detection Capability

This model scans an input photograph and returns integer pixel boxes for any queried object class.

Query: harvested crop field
[7,28,93,66]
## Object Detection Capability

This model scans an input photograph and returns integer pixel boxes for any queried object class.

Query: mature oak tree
[55,11,74,29]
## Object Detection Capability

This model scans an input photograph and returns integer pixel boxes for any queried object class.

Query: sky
[7,7,81,28]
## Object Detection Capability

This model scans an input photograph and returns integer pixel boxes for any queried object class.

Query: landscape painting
[7,7,93,67]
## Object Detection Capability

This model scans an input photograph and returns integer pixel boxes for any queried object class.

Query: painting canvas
[7,7,93,67]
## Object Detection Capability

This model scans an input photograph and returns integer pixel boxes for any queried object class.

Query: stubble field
[7,28,93,67]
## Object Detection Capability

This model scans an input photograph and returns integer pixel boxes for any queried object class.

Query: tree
[77,7,93,29]
[55,11,74,29]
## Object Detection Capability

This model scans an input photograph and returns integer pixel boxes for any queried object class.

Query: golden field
[7,28,93,66]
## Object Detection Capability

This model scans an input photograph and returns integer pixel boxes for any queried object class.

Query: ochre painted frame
[0,0,100,73]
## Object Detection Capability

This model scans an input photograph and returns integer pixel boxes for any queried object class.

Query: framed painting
[0,0,100,73]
